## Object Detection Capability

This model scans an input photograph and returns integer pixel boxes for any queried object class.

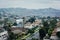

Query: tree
[50,19,57,28]
[28,29,34,34]
[43,21,49,33]
[3,18,19,40]
[3,17,9,30]
[3,25,8,30]
[22,39,26,40]
[56,31,60,38]
[4,23,16,40]
[47,16,50,19]
[39,27,46,40]
[43,21,49,27]
[13,22,17,26]
[28,16,36,23]
[48,28,53,37]
[31,38,38,40]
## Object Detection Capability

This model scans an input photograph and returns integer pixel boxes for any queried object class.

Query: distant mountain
[0,8,60,17]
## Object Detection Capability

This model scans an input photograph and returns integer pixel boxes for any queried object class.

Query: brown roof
[51,27,60,36]
[11,27,28,32]
[11,27,28,34]
[56,22,60,27]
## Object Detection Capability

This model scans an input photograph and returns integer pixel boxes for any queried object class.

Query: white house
[0,28,8,40]
[12,19,23,28]
[16,19,23,24]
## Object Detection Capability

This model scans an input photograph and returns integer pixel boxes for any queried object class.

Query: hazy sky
[0,0,60,9]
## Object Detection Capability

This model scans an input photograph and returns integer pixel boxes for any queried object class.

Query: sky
[0,0,60,9]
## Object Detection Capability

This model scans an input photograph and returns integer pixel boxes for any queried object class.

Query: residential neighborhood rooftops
[11,27,28,34]
[50,27,60,40]
[0,28,8,40]
[24,19,41,29]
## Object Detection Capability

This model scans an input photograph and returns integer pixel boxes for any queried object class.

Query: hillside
[0,8,60,17]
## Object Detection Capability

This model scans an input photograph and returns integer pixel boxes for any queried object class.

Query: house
[56,19,60,22]
[11,27,28,35]
[33,19,41,26]
[12,19,23,28]
[24,19,41,29]
[0,27,8,40]
[50,27,60,40]
[56,22,60,27]
[16,19,23,24]
[50,22,60,40]
[24,22,33,29]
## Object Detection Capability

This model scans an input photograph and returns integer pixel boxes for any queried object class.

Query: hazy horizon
[0,0,60,9]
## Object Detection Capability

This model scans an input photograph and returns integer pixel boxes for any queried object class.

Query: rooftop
[11,27,28,34]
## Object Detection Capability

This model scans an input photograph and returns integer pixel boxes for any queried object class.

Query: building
[12,19,23,28]
[11,27,28,35]
[24,22,34,29]
[16,19,23,24]
[56,22,60,27]
[0,27,8,40]
[50,22,60,40]
[50,27,60,40]
[24,19,41,29]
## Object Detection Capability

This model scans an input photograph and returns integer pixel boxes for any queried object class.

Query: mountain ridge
[0,8,60,17]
